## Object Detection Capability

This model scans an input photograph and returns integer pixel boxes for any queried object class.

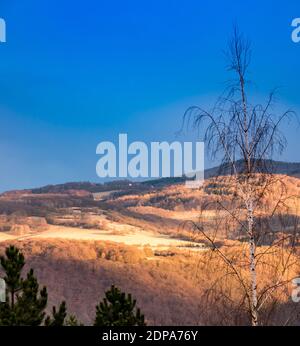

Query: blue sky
[0,0,299,191]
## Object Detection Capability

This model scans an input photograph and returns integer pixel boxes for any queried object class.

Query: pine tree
[45,301,67,326]
[0,246,48,325]
[0,246,66,326]
[13,269,48,325]
[94,285,146,326]
[65,314,82,326]
[0,245,24,309]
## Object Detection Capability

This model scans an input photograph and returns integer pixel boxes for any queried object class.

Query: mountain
[0,161,299,325]
[30,180,141,194]
[205,159,300,178]
[142,159,300,187]
[4,160,299,196]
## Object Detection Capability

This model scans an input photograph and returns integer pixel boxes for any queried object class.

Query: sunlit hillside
[0,171,299,325]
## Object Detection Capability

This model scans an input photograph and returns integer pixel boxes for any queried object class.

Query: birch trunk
[247,197,258,326]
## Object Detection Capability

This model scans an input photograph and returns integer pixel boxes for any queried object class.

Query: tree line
[0,245,146,326]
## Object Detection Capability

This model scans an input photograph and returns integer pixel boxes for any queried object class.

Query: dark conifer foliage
[94,285,146,326]
[0,246,63,326]
[45,301,67,326]
[0,246,147,326]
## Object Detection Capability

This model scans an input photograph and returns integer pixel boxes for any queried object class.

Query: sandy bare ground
[0,233,16,241]
[129,206,228,221]
[0,224,205,250]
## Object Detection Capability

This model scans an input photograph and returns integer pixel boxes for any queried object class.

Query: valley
[0,170,300,325]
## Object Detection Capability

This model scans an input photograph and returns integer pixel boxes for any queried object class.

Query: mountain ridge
[2,159,300,195]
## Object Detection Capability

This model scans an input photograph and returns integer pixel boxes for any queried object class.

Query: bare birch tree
[183,27,299,326]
